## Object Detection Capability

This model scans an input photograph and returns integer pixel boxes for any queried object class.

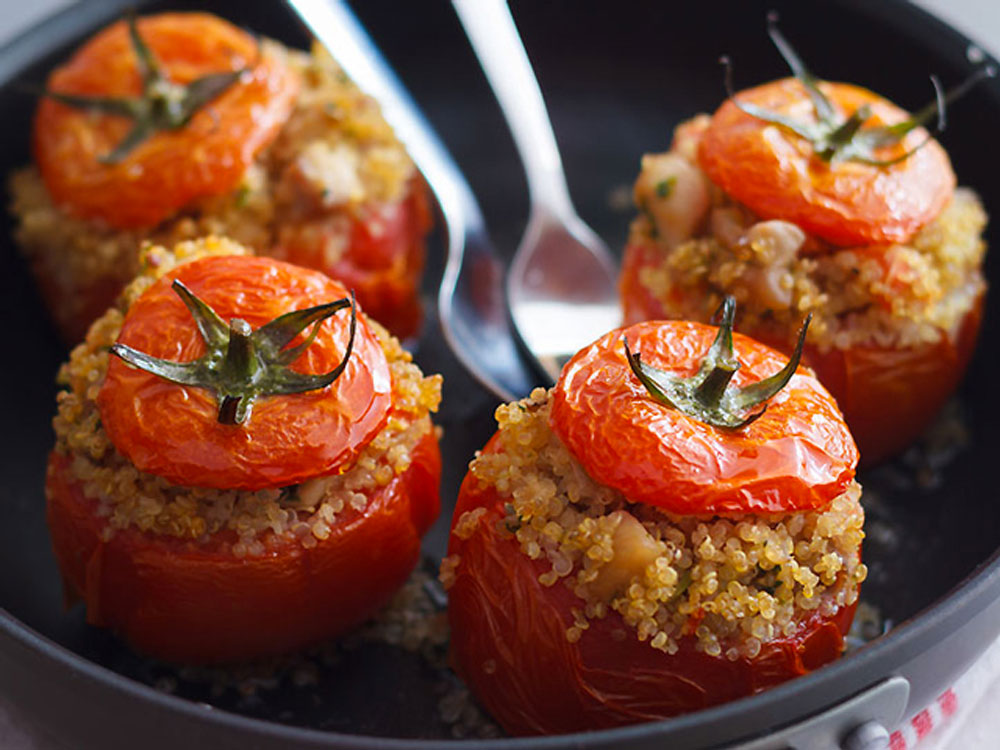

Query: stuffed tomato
[443,301,866,735]
[12,12,431,342]
[46,236,441,664]
[619,21,988,464]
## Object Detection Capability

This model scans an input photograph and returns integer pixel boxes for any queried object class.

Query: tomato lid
[550,319,858,515]
[33,13,299,229]
[98,255,391,490]
[698,77,955,247]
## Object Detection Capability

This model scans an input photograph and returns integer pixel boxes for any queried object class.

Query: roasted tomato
[447,479,857,735]
[619,23,988,465]
[46,243,441,663]
[698,78,955,248]
[34,13,299,229]
[446,310,863,735]
[23,12,432,344]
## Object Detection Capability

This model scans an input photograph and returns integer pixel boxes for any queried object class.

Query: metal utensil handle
[284,0,538,401]
[452,0,575,220]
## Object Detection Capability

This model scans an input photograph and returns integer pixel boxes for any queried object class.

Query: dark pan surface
[2,0,1000,747]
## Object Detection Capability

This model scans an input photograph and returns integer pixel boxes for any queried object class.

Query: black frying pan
[2,1,1000,748]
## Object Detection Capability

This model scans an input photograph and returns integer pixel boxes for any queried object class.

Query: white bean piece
[740,220,807,310]
[745,220,806,264]
[634,152,709,249]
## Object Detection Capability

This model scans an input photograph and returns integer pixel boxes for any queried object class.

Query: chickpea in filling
[444,388,866,659]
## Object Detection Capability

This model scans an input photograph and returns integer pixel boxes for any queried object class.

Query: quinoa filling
[10,41,416,327]
[51,237,441,554]
[628,116,987,353]
[443,388,866,658]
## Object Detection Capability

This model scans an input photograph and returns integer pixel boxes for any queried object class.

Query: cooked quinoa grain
[447,389,866,657]
[51,237,441,552]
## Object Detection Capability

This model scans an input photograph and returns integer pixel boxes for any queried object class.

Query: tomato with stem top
[447,313,863,735]
[46,248,441,663]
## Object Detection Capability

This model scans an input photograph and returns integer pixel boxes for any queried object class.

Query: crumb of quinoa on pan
[147,566,502,738]
[448,388,867,659]
[9,41,415,333]
[50,236,441,552]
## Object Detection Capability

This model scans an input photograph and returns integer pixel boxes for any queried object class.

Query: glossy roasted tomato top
[550,321,858,515]
[698,77,955,247]
[98,255,391,490]
[34,13,299,229]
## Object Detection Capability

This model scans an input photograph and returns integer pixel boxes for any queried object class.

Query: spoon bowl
[508,209,619,378]
[453,0,620,385]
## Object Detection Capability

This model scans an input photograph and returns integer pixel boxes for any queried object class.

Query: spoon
[452,0,620,382]
[285,0,537,401]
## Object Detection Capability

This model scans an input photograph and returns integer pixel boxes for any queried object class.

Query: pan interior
[1,0,999,741]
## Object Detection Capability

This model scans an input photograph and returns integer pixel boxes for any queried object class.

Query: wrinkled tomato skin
[98,255,392,490]
[46,431,440,665]
[277,177,433,340]
[34,13,299,230]
[447,473,856,736]
[698,78,955,247]
[620,243,983,465]
[551,320,857,515]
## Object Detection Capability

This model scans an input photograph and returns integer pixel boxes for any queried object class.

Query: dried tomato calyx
[720,13,995,167]
[34,11,255,164]
[623,296,810,429]
[110,281,357,426]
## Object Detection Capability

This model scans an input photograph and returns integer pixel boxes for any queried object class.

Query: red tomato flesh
[447,474,855,736]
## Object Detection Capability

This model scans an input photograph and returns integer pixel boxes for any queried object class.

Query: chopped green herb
[655,176,677,199]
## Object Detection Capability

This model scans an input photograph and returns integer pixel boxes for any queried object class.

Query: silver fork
[285,0,536,401]
[452,0,620,382]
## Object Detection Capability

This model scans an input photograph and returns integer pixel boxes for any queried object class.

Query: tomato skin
[33,13,299,230]
[447,474,855,736]
[46,430,440,664]
[793,293,983,465]
[276,177,432,340]
[698,78,955,247]
[98,255,391,491]
[550,321,857,515]
[620,243,983,464]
